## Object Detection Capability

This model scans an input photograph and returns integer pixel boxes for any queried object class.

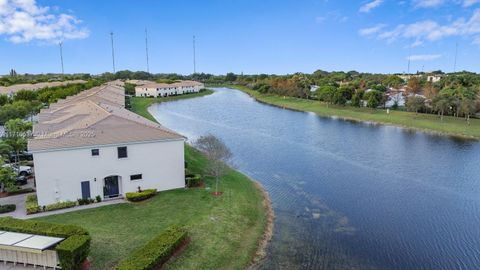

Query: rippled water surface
[149,88,480,270]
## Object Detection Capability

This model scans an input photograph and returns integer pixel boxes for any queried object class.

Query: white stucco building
[28,84,185,206]
[135,80,204,97]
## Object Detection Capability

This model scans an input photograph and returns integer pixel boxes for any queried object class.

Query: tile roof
[29,83,183,152]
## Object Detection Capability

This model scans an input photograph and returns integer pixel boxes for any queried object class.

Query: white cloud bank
[413,0,480,7]
[0,0,89,44]
[359,9,480,46]
[408,54,442,61]
[359,0,384,13]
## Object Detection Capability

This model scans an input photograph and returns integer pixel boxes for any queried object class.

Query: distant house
[426,75,442,83]
[28,84,185,206]
[135,80,204,97]
[310,85,319,93]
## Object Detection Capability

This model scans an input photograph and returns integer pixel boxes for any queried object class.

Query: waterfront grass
[37,90,268,270]
[130,89,214,122]
[220,84,480,139]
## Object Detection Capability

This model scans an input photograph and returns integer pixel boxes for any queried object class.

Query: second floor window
[117,146,128,159]
[91,149,99,156]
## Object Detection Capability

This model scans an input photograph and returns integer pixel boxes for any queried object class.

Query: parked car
[8,153,33,163]
[15,175,28,186]
[2,163,33,177]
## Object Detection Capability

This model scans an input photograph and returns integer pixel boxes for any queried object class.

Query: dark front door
[104,176,120,198]
[81,181,91,199]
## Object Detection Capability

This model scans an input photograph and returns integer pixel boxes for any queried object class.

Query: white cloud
[360,9,480,46]
[360,0,384,13]
[0,0,89,44]
[413,0,446,7]
[412,0,480,8]
[463,0,480,6]
[359,24,386,36]
[408,54,442,61]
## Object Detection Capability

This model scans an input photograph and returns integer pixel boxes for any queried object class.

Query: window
[91,149,99,156]
[130,174,142,181]
[117,146,128,159]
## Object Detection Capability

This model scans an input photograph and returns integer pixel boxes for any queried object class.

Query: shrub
[0,217,89,238]
[0,204,16,213]
[116,226,187,270]
[95,195,102,203]
[26,194,40,214]
[45,201,77,212]
[125,189,157,202]
[186,174,202,187]
[6,187,35,195]
[56,235,91,270]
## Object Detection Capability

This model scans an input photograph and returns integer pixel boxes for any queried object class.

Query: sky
[0,0,480,75]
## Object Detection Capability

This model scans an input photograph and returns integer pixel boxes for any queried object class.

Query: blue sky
[0,0,479,75]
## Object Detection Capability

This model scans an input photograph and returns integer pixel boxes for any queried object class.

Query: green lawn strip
[37,90,267,270]
[214,84,480,140]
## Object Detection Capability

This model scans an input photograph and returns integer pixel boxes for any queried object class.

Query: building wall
[32,140,185,206]
[135,83,204,97]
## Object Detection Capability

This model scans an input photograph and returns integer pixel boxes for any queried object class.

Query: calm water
[149,88,480,270]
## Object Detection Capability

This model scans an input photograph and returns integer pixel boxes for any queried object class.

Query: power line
[193,35,196,74]
[110,32,116,73]
[59,42,64,75]
[145,28,150,73]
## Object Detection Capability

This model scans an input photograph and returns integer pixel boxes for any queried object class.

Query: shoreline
[213,84,480,141]
[249,181,275,269]
[133,90,275,269]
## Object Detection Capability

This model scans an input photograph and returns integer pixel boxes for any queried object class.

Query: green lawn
[37,90,268,270]
[217,84,480,140]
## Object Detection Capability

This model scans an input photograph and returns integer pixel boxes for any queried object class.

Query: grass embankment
[215,84,480,140]
[37,90,269,270]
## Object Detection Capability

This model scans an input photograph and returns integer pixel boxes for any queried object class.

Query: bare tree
[195,135,232,196]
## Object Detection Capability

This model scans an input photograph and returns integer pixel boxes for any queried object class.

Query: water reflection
[150,88,480,270]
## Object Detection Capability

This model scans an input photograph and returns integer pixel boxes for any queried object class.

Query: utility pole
[110,32,116,73]
[193,35,196,74]
[407,48,411,74]
[145,28,150,73]
[453,42,458,73]
[59,42,64,76]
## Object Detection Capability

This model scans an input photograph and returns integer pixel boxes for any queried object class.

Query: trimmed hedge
[6,187,35,195]
[125,189,157,202]
[56,235,91,270]
[0,217,90,270]
[45,201,77,211]
[186,174,202,187]
[26,194,40,214]
[0,204,16,213]
[116,226,187,270]
[0,217,89,238]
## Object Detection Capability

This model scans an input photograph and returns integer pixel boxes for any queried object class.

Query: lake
[149,88,480,270]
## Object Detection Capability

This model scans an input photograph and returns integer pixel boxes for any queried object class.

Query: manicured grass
[219,84,480,140]
[37,90,267,270]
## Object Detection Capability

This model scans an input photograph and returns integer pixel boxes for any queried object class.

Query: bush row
[26,195,102,215]
[45,201,77,212]
[0,217,90,270]
[0,204,16,213]
[6,187,35,195]
[116,226,187,270]
[125,189,157,202]
[0,217,88,238]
